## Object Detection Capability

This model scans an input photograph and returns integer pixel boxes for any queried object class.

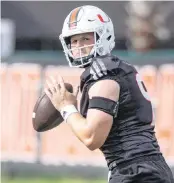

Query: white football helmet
[59,5,115,68]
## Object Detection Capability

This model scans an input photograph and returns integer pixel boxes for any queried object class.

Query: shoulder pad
[90,58,108,80]
[80,55,120,91]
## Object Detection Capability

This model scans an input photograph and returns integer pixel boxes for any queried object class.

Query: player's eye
[71,39,77,44]
[83,37,89,41]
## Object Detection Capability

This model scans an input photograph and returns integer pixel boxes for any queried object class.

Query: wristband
[60,105,78,122]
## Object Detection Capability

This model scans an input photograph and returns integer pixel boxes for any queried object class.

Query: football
[32,83,73,132]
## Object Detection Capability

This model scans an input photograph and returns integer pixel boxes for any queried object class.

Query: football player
[45,5,174,183]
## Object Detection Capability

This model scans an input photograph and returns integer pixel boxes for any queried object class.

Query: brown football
[32,83,73,132]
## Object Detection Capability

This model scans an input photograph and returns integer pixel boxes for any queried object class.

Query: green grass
[1,177,106,183]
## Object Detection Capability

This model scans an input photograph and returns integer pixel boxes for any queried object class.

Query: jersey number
[136,73,150,101]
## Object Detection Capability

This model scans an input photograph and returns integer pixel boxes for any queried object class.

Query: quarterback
[45,5,174,183]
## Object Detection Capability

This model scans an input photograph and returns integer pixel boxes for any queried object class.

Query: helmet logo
[97,14,104,23]
[97,14,110,23]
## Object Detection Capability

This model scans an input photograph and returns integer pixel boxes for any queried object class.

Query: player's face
[70,32,94,59]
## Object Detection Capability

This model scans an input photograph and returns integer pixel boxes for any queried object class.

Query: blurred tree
[125,1,173,52]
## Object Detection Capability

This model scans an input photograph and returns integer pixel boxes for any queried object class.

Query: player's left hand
[44,76,79,111]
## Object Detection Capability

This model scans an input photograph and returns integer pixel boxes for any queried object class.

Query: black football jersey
[80,55,161,167]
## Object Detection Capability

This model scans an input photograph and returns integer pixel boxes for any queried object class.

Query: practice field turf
[2,177,106,183]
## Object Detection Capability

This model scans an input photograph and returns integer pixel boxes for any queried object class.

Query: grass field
[1,177,106,183]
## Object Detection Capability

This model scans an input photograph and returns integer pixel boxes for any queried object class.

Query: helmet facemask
[60,31,98,68]
[59,26,112,68]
